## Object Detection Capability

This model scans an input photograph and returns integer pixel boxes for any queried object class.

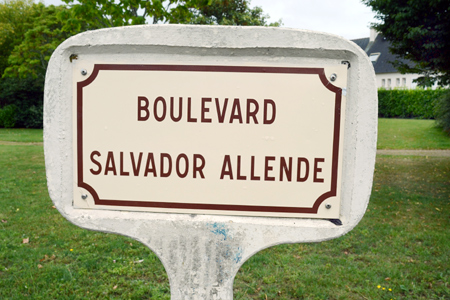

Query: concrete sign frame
[45,25,377,299]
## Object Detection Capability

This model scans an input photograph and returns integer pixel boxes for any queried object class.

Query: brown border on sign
[77,64,342,214]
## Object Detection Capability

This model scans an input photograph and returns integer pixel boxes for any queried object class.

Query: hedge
[378,88,447,119]
[434,90,450,134]
[0,77,44,128]
[0,105,17,128]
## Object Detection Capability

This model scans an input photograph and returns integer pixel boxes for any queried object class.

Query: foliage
[3,3,83,79]
[377,88,447,119]
[61,0,280,27]
[434,90,450,135]
[2,0,279,80]
[0,0,35,77]
[190,0,281,26]
[0,77,44,128]
[61,0,206,27]
[0,0,278,129]
[0,105,17,128]
[363,0,450,87]
[0,3,85,129]
[377,118,450,150]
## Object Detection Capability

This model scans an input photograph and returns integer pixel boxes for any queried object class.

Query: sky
[250,0,378,40]
[43,0,378,40]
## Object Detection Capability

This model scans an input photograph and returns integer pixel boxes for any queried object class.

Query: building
[352,29,426,89]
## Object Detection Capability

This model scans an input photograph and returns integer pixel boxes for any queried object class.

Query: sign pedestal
[148,226,238,299]
[70,211,352,299]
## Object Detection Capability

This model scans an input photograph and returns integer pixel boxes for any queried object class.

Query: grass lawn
[0,128,43,143]
[0,145,169,299]
[378,118,450,150]
[234,156,450,299]
[0,123,449,299]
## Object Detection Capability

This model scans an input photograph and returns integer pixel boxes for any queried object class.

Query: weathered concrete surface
[44,25,377,299]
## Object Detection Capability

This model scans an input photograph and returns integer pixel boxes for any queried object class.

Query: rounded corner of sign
[76,64,102,88]
[75,183,100,208]
[49,42,78,68]
[313,199,340,220]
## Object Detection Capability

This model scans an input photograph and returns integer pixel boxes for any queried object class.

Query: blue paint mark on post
[207,223,243,264]
[234,247,243,264]
[209,223,229,241]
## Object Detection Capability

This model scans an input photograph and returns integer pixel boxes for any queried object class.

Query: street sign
[45,25,377,299]
[74,63,347,218]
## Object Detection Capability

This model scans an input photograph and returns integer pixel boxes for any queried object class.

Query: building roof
[351,37,370,52]
[352,33,414,74]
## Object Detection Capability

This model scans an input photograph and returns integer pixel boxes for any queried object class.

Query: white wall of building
[376,73,419,89]
[376,73,442,90]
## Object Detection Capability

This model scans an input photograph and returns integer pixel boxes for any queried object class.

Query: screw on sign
[44,25,377,299]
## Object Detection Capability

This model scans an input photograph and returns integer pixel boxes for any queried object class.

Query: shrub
[434,90,450,135]
[21,104,43,128]
[0,76,43,128]
[0,104,17,128]
[378,88,447,119]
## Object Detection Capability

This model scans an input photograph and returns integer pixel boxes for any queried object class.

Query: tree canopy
[0,0,36,77]
[60,0,279,27]
[2,0,280,79]
[364,0,450,87]
[4,3,84,79]
[190,0,281,26]
[0,0,280,128]
[60,0,198,27]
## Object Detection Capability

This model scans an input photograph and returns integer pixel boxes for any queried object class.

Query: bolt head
[329,73,337,82]
[81,69,88,76]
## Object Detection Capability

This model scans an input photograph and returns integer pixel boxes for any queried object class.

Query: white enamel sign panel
[73,64,347,218]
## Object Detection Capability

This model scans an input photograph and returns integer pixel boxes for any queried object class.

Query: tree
[0,1,49,128]
[61,0,280,28]
[4,3,84,79]
[61,0,210,27]
[189,0,281,26]
[363,0,450,87]
[0,0,36,77]
[0,0,278,128]
[0,2,85,128]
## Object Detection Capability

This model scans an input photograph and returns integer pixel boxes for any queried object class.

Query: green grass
[0,145,169,299]
[1,125,449,299]
[0,128,43,143]
[378,118,450,150]
[234,156,450,299]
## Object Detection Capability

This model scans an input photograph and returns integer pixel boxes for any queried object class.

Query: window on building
[396,78,400,86]
[381,79,386,87]
[369,52,381,62]
[402,78,406,87]
[387,79,391,88]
